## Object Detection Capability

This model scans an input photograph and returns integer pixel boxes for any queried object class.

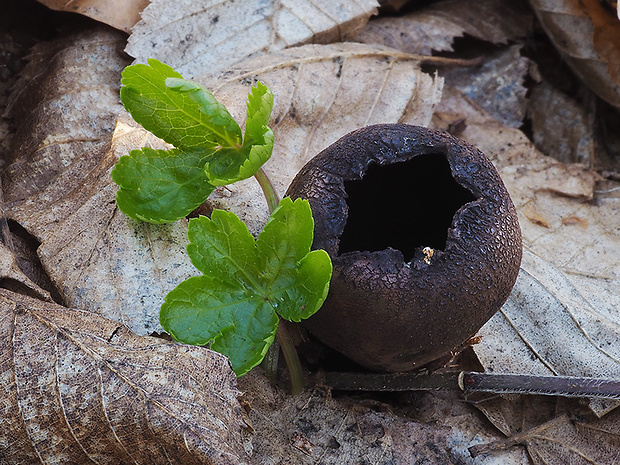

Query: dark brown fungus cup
[286,124,522,373]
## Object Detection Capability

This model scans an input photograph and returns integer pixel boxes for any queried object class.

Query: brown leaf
[0,289,248,464]
[126,0,380,78]
[353,0,533,55]
[2,28,199,336]
[432,85,620,417]
[527,80,596,166]
[198,42,443,235]
[440,45,532,128]
[4,27,128,230]
[36,0,149,32]
[529,0,620,109]
[0,238,51,302]
[470,400,620,465]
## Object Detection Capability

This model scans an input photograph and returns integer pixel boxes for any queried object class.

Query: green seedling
[111,59,332,381]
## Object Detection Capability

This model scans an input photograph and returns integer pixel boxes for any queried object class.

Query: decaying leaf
[36,0,149,32]
[0,289,248,464]
[470,397,620,465]
[354,0,533,55]
[527,80,596,166]
[126,0,380,78]
[2,28,201,336]
[199,42,443,235]
[3,27,128,229]
[0,237,51,302]
[440,44,532,128]
[528,0,620,109]
[432,85,620,417]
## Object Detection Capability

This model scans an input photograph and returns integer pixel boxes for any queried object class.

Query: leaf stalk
[254,167,280,214]
[276,320,305,395]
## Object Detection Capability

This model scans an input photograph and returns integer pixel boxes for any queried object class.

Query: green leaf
[159,276,279,375]
[160,197,332,375]
[203,82,274,186]
[111,147,214,224]
[243,81,274,147]
[120,59,242,150]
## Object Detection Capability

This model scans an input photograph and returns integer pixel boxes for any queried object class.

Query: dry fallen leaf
[4,27,128,234]
[470,396,620,465]
[2,28,201,336]
[0,289,247,464]
[198,42,443,235]
[0,238,51,302]
[528,0,620,109]
[432,85,620,417]
[36,0,148,32]
[527,80,596,166]
[353,0,533,55]
[126,0,380,78]
[440,44,532,128]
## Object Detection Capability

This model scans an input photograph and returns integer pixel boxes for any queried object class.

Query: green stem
[254,167,280,214]
[276,319,305,395]
[261,337,280,385]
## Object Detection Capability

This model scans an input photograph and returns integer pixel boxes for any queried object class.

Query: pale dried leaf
[2,29,199,336]
[4,27,127,223]
[470,407,620,465]
[528,0,620,109]
[36,0,149,32]
[126,0,380,79]
[353,0,533,55]
[0,289,247,464]
[199,42,443,235]
[432,85,620,417]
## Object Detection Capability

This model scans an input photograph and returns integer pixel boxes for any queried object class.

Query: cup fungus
[286,124,522,372]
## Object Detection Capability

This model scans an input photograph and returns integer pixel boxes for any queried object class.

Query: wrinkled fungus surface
[287,124,522,372]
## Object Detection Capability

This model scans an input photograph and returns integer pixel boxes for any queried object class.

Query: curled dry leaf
[4,27,128,231]
[126,0,380,78]
[432,86,620,417]
[440,45,532,128]
[2,28,200,336]
[0,289,247,464]
[470,396,620,464]
[528,0,620,109]
[353,0,533,55]
[35,0,149,32]
[0,239,51,302]
[527,80,596,166]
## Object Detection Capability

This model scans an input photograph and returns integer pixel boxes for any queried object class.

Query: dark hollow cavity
[338,153,477,261]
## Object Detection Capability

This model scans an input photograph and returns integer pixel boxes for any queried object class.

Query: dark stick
[323,371,620,399]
